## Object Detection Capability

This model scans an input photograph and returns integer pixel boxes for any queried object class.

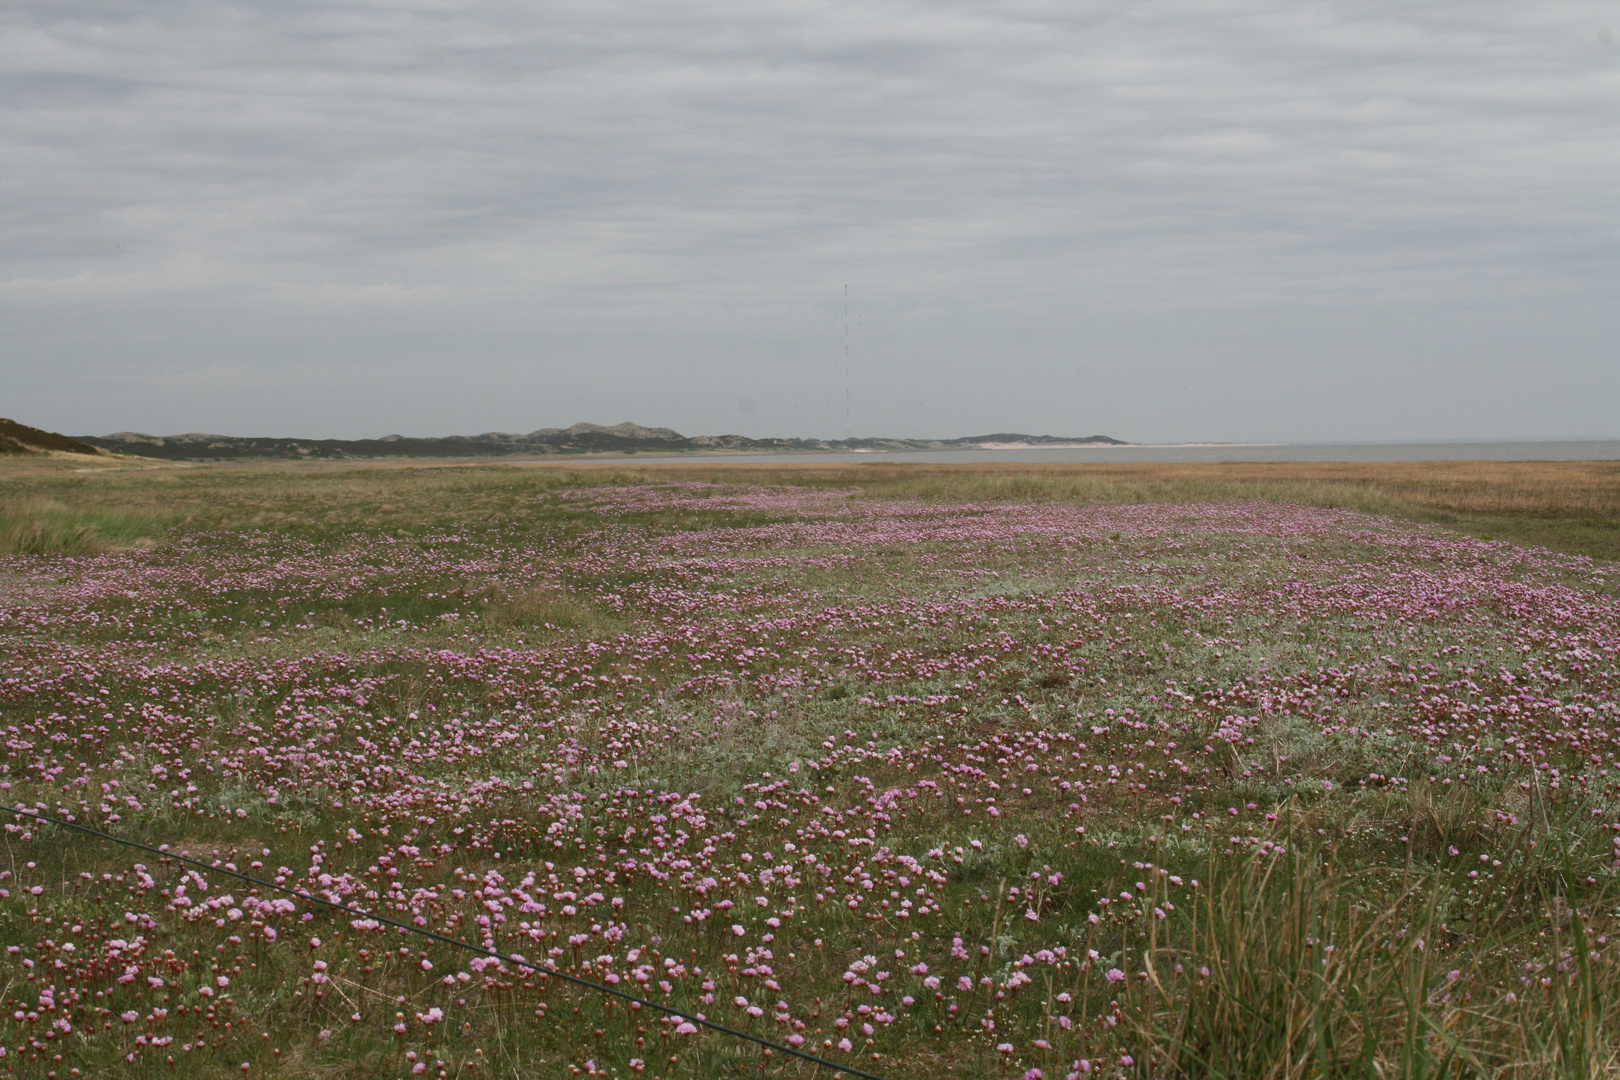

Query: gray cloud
[4,0,1618,441]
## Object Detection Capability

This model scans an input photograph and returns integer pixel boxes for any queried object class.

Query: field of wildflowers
[2,471,1619,1078]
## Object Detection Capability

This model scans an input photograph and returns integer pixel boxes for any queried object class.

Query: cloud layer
[5,1,1618,440]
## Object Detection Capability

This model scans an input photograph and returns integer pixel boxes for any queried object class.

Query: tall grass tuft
[478,583,598,631]
[0,497,164,554]
[1101,814,1620,1079]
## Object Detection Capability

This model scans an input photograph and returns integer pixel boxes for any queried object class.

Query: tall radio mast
[844,284,850,440]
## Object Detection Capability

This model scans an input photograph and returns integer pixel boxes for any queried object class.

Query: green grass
[1416,512,1620,566]
[620,460,1620,563]
[6,457,1620,560]
[0,496,169,554]
[1114,815,1619,1080]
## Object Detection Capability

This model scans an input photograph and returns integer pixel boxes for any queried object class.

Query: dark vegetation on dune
[75,422,1127,461]
[0,417,103,456]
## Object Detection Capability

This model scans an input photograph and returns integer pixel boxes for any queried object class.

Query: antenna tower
[844,284,850,441]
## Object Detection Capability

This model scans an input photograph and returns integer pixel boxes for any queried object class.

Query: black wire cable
[4,806,890,1080]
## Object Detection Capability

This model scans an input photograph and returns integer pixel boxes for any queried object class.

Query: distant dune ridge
[69,421,1126,460]
[0,418,105,456]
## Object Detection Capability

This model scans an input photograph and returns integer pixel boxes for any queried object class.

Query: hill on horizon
[73,422,1127,461]
[0,418,104,457]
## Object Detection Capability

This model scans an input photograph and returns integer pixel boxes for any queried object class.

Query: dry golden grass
[463,580,600,631]
[0,448,174,478]
[601,459,1620,517]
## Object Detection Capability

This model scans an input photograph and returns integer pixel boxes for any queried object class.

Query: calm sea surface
[516,441,1620,466]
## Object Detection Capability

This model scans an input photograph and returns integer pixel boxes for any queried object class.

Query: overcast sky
[4,1,1618,442]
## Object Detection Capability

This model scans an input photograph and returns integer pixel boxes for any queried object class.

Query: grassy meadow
[1,457,1619,1079]
[7,457,1620,560]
